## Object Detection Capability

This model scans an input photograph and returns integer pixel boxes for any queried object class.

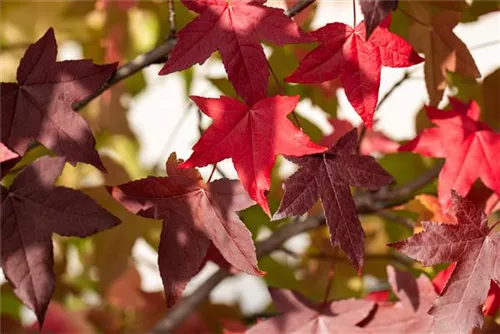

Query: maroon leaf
[274,129,393,272]
[363,265,436,333]
[360,0,399,38]
[247,288,374,333]
[390,191,500,334]
[108,153,263,307]
[0,28,117,171]
[0,156,120,326]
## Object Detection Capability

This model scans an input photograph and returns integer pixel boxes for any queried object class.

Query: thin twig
[168,0,176,37]
[376,209,414,229]
[285,0,316,17]
[72,38,177,111]
[352,0,357,27]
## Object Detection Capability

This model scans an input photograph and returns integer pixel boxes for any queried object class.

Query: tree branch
[71,38,177,111]
[285,0,316,17]
[147,161,442,333]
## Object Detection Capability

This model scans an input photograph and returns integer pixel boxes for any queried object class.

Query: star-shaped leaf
[359,0,399,38]
[401,1,480,105]
[274,129,393,272]
[109,153,263,307]
[0,156,120,326]
[159,0,312,106]
[285,17,423,128]
[390,191,500,334]
[399,98,500,208]
[179,95,326,215]
[363,265,436,333]
[0,28,117,171]
[247,288,374,333]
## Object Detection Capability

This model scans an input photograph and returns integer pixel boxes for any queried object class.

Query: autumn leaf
[179,95,325,215]
[285,17,423,128]
[274,129,393,272]
[247,288,374,333]
[390,191,500,334]
[0,156,120,326]
[400,1,480,105]
[321,119,399,156]
[159,0,312,105]
[0,142,21,179]
[363,265,436,333]
[0,28,117,171]
[109,153,263,307]
[359,0,399,38]
[399,98,500,208]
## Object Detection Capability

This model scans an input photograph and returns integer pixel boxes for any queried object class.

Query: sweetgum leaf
[274,129,393,272]
[285,16,422,128]
[179,95,325,216]
[0,156,120,326]
[109,153,263,307]
[0,28,117,171]
[159,0,312,106]
[247,288,374,334]
[359,0,399,38]
[363,265,436,333]
[399,98,500,208]
[390,191,500,334]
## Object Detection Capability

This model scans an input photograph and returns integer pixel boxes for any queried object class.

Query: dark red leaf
[359,1,399,38]
[390,191,500,333]
[0,156,120,326]
[0,28,117,171]
[109,153,263,307]
[179,95,325,215]
[159,0,312,106]
[274,130,393,272]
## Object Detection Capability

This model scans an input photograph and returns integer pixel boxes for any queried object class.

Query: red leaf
[247,288,374,333]
[274,130,393,272]
[399,98,500,208]
[0,156,120,326]
[159,0,312,106]
[285,18,423,128]
[109,153,263,307]
[179,95,325,215]
[359,1,399,38]
[390,191,500,333]
[0,28,117,171]
[363,266,436,333]
[320,119,399,155]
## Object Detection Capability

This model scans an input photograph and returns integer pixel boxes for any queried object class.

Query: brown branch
[285,0,316,17]
[71,38,177,111]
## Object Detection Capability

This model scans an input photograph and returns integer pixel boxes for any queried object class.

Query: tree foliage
[1,0,499,333]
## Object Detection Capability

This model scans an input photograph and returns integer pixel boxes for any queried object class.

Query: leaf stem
[489,220,500,234]
[207,164,217,183]
[352,0,357,27]
[322,248,337,305]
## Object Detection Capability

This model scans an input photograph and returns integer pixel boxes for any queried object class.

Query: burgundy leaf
[274,129,393,272]
[1,28,117,171]
[109,153,262,307]
[390,191,500,334]
[0,156,120,326]
[359,0,399,38]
